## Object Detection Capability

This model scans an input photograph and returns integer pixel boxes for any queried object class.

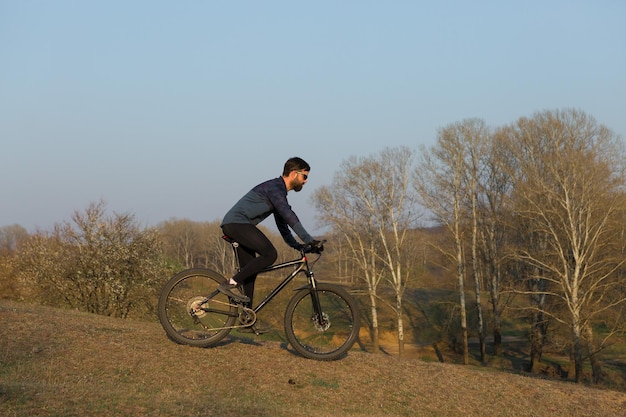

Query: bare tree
[477,136,515,356]
[315,184,385,353]
[415,121,477,364]
[314,146,418,355]
[458,119,491,362]
[160,218,200,269]
[194,221,230,272]
[500,109,626,382]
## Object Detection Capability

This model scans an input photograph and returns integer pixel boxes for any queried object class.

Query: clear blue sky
[2,1,625,235]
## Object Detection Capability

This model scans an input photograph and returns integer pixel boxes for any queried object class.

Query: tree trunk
[470,183,485,362]
[397,297,404,356]
[528,306,547,373]
[473,278,486,362]
[568,346,576,380]
[489,252,502,356]
[491,280,502,356]
[572,323,584,383]
[457,242,469,364]
[585,324,602,384]
[492,323,502,356]
[460,302,469,364]
[528,266,547,373]
[528,315,546,374]
[369,290,380,353]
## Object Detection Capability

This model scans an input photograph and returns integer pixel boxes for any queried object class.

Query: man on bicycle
[219,157,322,310]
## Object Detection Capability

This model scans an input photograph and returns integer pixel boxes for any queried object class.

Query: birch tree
[500,109,626,382]
[477,136,515,356]
[315,185,385,352]
[415,123,472,364]
[314,146,418,355]
[460,119,490,362]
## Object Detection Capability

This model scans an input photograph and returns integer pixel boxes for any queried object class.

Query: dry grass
[1,299,626,417]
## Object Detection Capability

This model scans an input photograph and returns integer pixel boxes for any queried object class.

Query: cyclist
[219,157,322,312]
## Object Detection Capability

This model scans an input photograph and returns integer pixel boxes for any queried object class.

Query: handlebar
[302,239,326,254]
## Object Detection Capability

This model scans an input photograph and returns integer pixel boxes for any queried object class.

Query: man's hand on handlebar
[304,239,325,254]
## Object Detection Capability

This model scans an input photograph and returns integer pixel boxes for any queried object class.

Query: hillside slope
[1,299,625,417]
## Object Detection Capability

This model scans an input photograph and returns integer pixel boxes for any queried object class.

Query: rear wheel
[284,283,360,360]
[158,268,237,347]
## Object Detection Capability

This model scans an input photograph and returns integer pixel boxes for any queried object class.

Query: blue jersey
[222,177,313,247]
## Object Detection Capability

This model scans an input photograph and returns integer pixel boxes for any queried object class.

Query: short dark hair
[282,157,310,176]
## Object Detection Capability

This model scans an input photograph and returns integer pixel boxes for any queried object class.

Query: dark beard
[293,183,303,192]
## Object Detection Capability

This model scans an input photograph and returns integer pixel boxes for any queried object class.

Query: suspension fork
[307,271,327,326]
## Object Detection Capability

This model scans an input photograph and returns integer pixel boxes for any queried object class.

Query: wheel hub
[187,296,208,318]
[312,312,331,331]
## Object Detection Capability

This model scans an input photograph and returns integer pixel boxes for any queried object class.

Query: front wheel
[158,268,237,347]
[284,283,360,360]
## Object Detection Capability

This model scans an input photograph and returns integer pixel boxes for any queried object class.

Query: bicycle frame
[186,236,327,331]
[250,257,311,313]
[225,237,322,316]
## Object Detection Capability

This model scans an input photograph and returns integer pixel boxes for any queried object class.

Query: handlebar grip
[303,239,326,254]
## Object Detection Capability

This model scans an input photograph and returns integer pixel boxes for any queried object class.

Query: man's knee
[263,246,278,265]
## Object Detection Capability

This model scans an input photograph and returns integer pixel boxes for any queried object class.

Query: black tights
[221,223,278,305]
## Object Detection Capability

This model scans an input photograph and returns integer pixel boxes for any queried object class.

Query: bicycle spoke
[285,284,360,360]
[158,269,237,347]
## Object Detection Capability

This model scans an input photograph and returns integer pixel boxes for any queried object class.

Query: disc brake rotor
[312,312,331,332]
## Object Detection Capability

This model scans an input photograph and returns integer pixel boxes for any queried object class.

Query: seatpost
[222,235,242,273]
[230,241,241,273]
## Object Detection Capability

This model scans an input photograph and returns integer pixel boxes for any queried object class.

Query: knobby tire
[284,283,360,361]
[157,268,236,347]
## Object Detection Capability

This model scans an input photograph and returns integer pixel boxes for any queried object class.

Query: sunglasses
[295,171,308,180]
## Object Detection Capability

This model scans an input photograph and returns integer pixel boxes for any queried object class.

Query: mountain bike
[157,237,360,361]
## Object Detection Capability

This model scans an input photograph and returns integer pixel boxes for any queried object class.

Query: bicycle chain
[190,299,257,332]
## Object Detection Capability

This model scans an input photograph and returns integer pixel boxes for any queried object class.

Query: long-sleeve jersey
[221,177,313,247]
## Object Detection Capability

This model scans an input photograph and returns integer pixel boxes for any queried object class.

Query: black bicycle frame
[251,257,310,313]
[223,238,326,325]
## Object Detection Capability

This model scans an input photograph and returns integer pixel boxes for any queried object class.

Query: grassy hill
[1,299,625,417]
